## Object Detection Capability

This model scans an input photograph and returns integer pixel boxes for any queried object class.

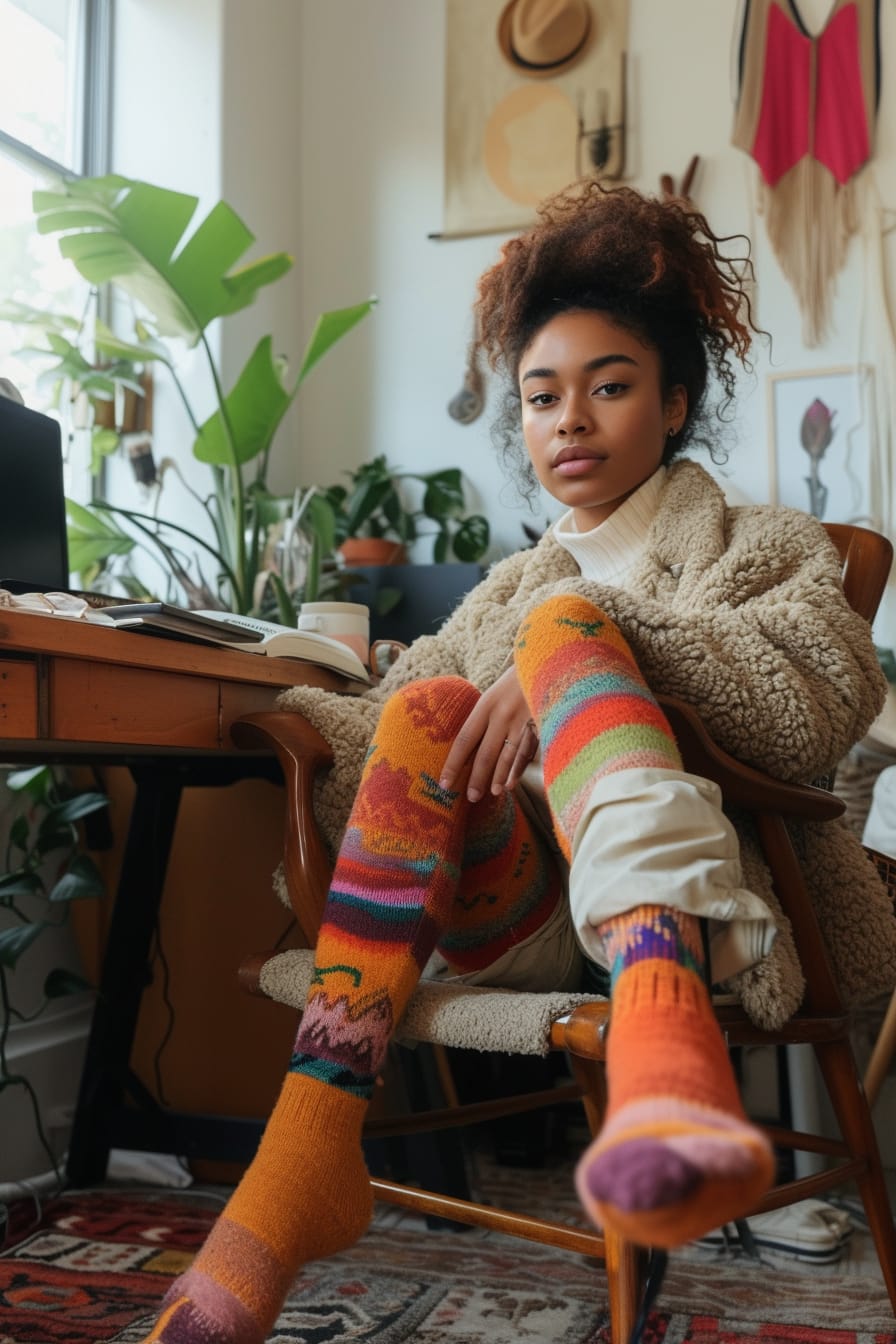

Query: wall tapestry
[442,0,630,239]
[732,0,881,346]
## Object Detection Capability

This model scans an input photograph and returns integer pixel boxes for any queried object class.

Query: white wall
[289,0,896,592]
[106,0,896,632]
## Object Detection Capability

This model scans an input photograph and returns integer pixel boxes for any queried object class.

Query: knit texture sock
[513,595,772,1248]
[514,594,683,863]
[438,784,563,973]
[142,676,559,1342]
[574,906,774,1248]
[146,1076,369,1344]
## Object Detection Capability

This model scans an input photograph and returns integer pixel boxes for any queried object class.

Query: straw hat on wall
[497,0,592,78]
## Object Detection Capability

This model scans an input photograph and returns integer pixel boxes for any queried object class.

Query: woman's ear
[665,384,688,436]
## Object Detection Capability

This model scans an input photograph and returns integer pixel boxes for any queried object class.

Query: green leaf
[876,646,896,684]
[8,815,30,851]
[91,427,120,474]
[0,872,43,900]
[452,515,490,563]
[36,819,76,855]
[5,765,51,797]
[44,967,93,997]
[0,299,82,334]
[433,528,449,564]
[0,923,45,968]
[35,175,293,344]
[422,470,465,521]
[194,337,291,467]
[296,299,376,384]
[269,572,298,626]
[376,587,403,616]
[50,854,106,902]
[93,318,168,365]
[48,792,108,824]
[304,492,336,556]
[66,498,136,573]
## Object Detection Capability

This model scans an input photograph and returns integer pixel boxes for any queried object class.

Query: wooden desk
[0,608,355,1182]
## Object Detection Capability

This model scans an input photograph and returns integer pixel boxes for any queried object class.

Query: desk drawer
[51,660,221,748]
[0,660,39,738]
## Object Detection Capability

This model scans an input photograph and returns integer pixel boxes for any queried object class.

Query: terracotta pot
[340,537,407,567]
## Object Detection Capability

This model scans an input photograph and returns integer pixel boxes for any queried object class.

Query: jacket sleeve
[519,512,886,782]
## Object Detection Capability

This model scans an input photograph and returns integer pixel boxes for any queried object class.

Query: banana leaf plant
[29,174,374,615]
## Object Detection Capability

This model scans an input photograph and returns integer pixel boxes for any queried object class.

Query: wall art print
[767,365,877,527]
[442,0,629,239]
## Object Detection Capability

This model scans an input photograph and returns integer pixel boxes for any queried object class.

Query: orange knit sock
[575,907,773,1248]
[143,1075,370,1342]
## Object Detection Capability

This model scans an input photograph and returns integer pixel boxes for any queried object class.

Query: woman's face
[518,310,686,532]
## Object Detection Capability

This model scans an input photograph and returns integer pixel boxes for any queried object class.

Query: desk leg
[67,766,183,1186]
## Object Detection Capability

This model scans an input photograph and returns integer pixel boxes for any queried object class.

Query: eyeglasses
[0,589,92,620]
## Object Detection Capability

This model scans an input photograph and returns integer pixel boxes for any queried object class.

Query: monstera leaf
[34,175,293,344]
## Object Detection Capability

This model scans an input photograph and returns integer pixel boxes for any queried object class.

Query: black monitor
[0,395,69,589]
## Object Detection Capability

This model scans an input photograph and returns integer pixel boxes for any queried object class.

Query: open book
[99,603,370,684]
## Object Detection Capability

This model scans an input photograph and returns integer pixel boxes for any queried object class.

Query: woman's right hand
[438,665,539,802]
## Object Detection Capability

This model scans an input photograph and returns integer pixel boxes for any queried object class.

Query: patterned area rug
[1,1163,895,1344]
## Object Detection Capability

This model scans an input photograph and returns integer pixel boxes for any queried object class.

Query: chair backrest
[823,522,893,623]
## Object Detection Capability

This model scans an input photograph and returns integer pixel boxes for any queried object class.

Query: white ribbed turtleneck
[552,466,666,583]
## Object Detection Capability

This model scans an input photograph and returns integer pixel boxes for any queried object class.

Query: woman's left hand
[438,665,540,802]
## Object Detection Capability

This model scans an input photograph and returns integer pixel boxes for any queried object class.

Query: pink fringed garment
[732,0,880,343]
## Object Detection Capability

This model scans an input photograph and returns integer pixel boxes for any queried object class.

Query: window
[0,0,111,495]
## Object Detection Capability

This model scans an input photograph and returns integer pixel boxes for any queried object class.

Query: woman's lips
[553,449,606,476]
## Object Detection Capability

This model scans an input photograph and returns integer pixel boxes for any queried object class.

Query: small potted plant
[327,455,490,568]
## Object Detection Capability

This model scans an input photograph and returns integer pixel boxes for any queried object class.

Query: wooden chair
[234,521,896,1344]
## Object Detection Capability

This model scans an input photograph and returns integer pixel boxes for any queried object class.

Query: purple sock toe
[583,1138,702,1212]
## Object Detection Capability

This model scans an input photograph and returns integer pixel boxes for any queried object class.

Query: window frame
[0,0,112,180]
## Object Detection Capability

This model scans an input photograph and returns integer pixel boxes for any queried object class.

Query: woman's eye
[595,381,626,396]
[527,392,557,406]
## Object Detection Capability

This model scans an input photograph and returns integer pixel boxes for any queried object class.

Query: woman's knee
[518,594,617,646]
[378,676,481,740]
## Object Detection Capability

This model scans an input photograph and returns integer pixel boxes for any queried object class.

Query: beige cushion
[258,949,603,1056]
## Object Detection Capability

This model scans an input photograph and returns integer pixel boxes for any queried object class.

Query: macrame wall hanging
[731,0,881,346]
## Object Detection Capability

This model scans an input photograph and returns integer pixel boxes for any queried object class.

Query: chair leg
[815,1038,896,1312]
[605,1232,647,1344]
[864,987,896,1107]
[566,1050,648,1343]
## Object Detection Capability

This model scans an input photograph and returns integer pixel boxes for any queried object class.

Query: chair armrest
[657,694,845,822]
[231,711,334,943]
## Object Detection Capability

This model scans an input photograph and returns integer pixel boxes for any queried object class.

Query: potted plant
[0,765,108,1182]
[0,300,150,477]
[327,454,490,568]
[8,173,375,621]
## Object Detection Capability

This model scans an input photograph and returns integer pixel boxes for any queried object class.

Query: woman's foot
[575,956,773,1248]
[141,1075,372,1342]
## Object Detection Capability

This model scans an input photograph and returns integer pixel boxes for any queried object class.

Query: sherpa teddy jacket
[278,460,896,1030]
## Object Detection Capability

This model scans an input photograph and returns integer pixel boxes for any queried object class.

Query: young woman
[140,183,896,1344]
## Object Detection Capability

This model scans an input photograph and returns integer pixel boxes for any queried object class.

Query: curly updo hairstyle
[473,181,759,497]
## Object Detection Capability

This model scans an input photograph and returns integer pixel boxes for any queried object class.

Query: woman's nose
[557,397,593,435]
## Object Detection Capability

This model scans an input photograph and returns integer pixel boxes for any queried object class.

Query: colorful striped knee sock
[514,595,773,1248]
[144,675,559,1342]
[514,594,682,863]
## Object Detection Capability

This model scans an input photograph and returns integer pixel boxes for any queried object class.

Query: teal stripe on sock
[540,672,657,746]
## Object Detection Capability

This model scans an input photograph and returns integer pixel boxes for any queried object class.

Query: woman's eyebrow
[521,353,639,382]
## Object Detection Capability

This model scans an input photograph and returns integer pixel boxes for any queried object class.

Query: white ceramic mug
[298,601,370,666]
